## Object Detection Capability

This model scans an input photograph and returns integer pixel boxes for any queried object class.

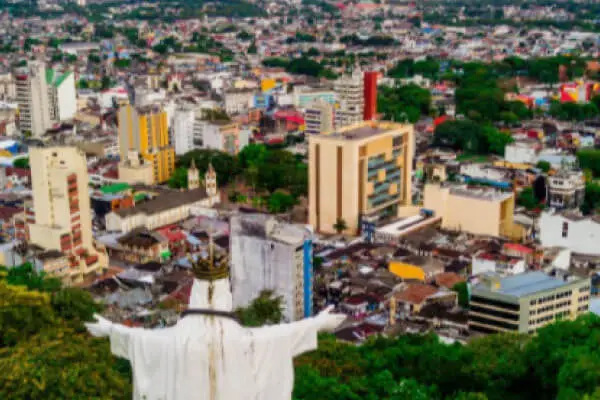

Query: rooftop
[318,121,410,141]
[448,186,513,202]
[475,271,579,298]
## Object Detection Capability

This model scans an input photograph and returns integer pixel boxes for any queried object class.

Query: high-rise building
[46,69,77,122]
[304,99,335,135]
[15,61,52,137]
[334,69,364,128]
[173,106,196,155]
[363,71,378,121]
[469,271,590,335]
[308,121,414,235]
[118,104,175,184]
[26,146,107,282]
[230,214,313,321]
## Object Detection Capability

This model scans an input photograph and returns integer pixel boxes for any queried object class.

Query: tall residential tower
[15,61,52,137]
[118,104,175,184]
[25,147,107,283]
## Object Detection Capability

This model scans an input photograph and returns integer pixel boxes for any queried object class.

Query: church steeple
[205,162,217,197]
[188,159,200,190]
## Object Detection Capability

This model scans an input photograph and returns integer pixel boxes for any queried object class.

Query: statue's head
[187,241,233,311]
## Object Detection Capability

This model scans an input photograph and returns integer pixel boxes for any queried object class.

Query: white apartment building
[547,170,585,210]
[304,99,334,135]
[504,142,538,164]
[47,69,77,122]
[230,214,313,322]
[334,69,364,128]
[472,251,527,276]
[173,107,196,155]
[223,89,253,115]
[15,61,52,137]
[539,210,600,256]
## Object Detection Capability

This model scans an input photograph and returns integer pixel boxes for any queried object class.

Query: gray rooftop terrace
[476,271,577,298]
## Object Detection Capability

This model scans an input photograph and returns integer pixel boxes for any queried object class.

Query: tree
[51,287,102,324]
[167,167,189,189]
[235,290,284,327]
[536,161,551,173]
[577,149,600,178]
[0,328,132,399]
[267,190,295,214]
[517,187,544,211]
[482,127,514,156]
[0,280,56,347]
[333,218,347,234]
[452,282,469,308]
[378,84,431,124]
[433,120,484,154]
[582,183,600,215]
[101,76,111,90]
[247,40,257,54]
[12,157,29,169]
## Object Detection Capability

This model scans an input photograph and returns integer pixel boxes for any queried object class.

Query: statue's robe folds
[107,279,319,400]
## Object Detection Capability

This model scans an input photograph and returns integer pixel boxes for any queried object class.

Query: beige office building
[15,61,52,137]
[26,147,107,283]
[423,183,525,240]
[304,99,335,135]
[308,121,414,235]
[469,271,590,334]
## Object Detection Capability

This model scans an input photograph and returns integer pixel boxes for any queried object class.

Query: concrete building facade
[547,170,585,210]
[304,99,335,135]
[469,272,590,334]
[25,146,107,283]
[334,70,364,128]
[423,184,525,239]
[15,61,52,137]
[230,214,313,322]
[173,107,196,155]
[539,210,600,256]
[308,121,414,235]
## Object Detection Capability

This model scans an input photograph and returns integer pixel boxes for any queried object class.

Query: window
[562,222,569,238]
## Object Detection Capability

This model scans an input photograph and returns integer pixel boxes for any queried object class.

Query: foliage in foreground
[0,264,129,399]
[293,315,600,400]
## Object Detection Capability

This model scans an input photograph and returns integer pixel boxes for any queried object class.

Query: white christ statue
[85,249,346,400]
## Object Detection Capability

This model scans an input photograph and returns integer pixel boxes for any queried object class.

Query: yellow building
[308,121,414,235]
[423,183,525,239]
[389,256,444,281]
[118,104,175,184]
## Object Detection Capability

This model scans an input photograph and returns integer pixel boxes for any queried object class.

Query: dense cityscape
[1,0,600,398]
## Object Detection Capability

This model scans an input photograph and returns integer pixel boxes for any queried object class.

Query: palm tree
[333,217,348,234]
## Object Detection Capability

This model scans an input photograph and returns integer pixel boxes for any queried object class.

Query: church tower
[188,159,200,190]
[205,162,217,197]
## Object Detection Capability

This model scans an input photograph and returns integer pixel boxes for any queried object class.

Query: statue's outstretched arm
[85,314,140,360]
[249,306,346,357]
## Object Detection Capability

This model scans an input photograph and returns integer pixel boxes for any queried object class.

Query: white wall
[505,144,537,164]
[539,212,600,255]
[56,73,77,121]
[471,257,497,276]
[173,109,195,155]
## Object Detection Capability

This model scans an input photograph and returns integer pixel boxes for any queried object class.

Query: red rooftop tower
[363,71,378,121]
